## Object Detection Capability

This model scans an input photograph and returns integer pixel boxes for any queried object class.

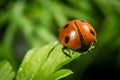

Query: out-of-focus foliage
[0,0,120,80]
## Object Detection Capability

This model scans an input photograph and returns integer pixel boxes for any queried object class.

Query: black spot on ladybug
[80,20,86,22]
[64,36,70,44]
[90,29,95,35]
[64,24,69,29]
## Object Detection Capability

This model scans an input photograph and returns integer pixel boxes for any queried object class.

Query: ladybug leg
[87,49,93,57]
[87,41,96,57]
[62,46,72,58]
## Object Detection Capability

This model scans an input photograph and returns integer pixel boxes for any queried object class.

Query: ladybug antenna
[62,46,72,58]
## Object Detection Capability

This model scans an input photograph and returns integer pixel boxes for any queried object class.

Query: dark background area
[0,0,120,80]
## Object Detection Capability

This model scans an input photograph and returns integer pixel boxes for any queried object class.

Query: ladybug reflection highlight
[59,20,96,57]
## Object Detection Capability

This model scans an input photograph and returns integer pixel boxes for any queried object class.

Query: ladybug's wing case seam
[74,21,89,52]
[74,22,85,47]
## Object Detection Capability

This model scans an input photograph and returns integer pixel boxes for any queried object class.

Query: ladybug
[59,19,96,57]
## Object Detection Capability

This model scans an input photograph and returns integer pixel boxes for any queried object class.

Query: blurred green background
[0,0,120,80]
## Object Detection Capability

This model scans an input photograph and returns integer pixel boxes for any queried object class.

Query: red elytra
[59,20,96,53]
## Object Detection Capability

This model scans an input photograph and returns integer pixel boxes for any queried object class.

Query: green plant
[0,42,87,80]
[0,60,15,80]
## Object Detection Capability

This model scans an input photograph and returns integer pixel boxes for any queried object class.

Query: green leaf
[0,60,15,80]
[16,42,81,80]
[49,69,73,80]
